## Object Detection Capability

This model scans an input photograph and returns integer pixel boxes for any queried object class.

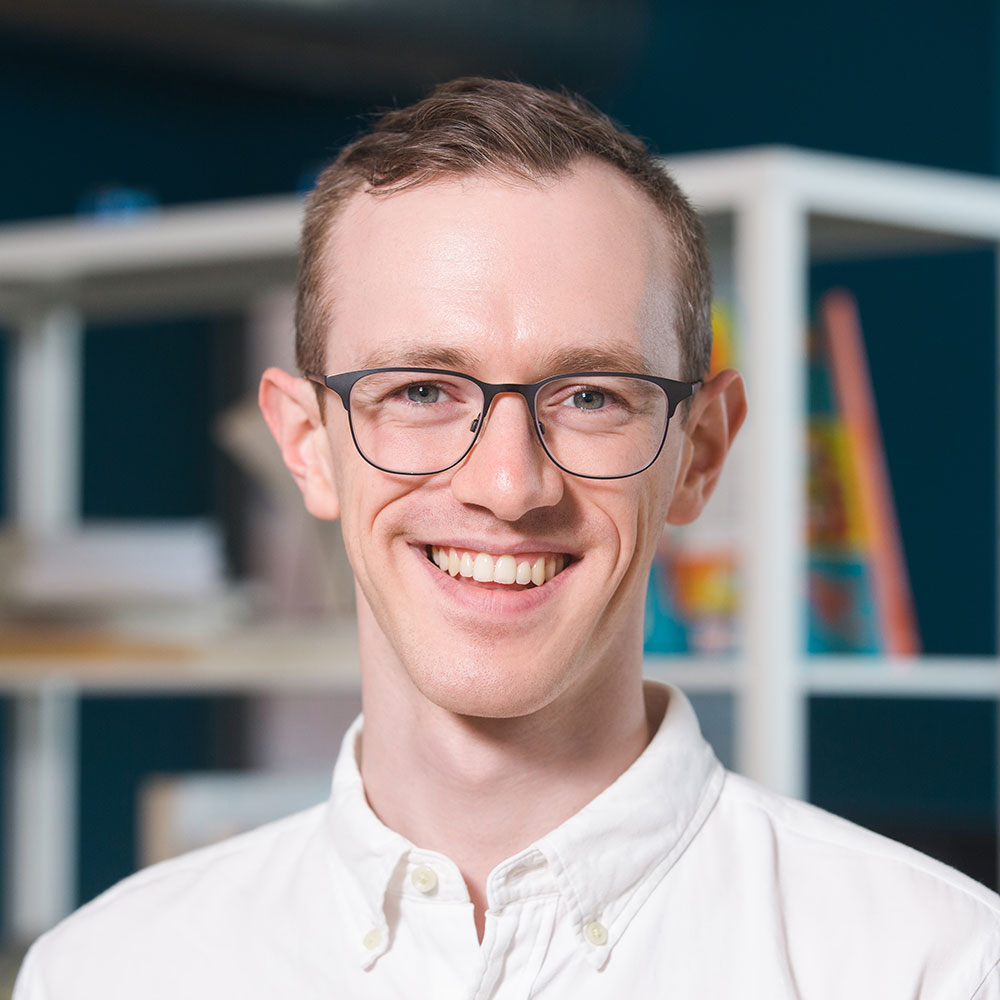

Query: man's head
[261,78,745,724]
[296,76,712,386]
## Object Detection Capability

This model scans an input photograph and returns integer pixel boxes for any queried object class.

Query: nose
[449,392,565,520]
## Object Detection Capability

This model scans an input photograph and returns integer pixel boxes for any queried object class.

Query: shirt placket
[471,852,561,1000]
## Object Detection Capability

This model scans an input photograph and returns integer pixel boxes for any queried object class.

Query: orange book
[816,290,920,655]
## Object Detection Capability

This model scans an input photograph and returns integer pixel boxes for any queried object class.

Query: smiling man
[15,78,1000,999]
[264,139,734,947]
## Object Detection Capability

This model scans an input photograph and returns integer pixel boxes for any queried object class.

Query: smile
[427,545,568,587]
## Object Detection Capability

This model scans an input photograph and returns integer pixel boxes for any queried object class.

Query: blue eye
[406,384,440,403]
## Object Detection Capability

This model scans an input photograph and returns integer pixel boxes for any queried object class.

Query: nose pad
[467,396,540,456]
[469,409,536,441]
[456,392,548,473]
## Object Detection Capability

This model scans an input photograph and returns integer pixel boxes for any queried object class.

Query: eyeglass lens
[347,371,670,477]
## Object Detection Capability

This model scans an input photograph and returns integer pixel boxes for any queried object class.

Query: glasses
[306,367,701,480]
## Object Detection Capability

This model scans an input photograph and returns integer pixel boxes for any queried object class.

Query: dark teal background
[810,697,998,886]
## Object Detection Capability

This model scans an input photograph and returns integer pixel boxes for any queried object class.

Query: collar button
[411,864,439,894]
[584,920,608,947]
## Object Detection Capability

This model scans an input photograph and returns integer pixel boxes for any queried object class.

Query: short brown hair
[296,77,712,382]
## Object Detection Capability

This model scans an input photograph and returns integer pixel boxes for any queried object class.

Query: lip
[409,541,575,620]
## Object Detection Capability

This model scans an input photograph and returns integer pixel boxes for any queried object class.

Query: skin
[260,158,746,941]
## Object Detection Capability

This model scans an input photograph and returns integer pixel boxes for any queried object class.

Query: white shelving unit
[667,147,1000,797]
[2,146,1000,940]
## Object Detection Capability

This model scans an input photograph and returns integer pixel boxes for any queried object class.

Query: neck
[357,609,652,941]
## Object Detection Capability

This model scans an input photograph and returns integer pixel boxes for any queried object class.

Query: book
[807,289,919,654]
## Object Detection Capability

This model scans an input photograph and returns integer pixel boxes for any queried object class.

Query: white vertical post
[733,176,808,799]
[5,687,80,941]
[7,305,83,535]
[4,306,84,939]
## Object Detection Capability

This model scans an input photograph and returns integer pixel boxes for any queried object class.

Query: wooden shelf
[0,621,360,694]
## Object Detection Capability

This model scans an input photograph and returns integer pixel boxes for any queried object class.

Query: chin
[404,650,574,721]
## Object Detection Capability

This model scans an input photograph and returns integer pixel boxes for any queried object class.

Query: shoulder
[720,770,1000,910]
[61,800,328,924]
[16,804,330,999]
[701,771,1000,997]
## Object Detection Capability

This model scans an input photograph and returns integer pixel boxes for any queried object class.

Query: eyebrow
[534,345,656,376]
[357,340,656,377]
[358,342,480,371]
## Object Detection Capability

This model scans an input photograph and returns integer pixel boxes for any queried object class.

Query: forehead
[319,160,680,376]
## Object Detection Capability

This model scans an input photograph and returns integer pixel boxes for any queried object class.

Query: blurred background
[0,0,998,986]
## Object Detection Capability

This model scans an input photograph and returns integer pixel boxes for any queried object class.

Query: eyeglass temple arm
[304,373,351,409]
[680,378,702,406]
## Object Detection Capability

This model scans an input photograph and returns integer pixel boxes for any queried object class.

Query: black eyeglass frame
[305,367,702,480]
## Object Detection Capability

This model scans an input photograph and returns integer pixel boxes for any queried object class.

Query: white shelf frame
[2,146,1000,938]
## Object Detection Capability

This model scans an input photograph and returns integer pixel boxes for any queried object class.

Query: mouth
[426,545,570,589]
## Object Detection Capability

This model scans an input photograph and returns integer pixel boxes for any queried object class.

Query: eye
[569,389,605,410]
[405,383,440,404]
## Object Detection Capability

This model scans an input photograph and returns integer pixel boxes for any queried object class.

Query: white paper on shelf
[9,519,226,605]
[140,771,331,866]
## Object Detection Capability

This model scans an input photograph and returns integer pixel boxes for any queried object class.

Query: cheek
[323,434,383,567]
[607,467,676,579]
[334,455,435,574]
[582,483,655,585]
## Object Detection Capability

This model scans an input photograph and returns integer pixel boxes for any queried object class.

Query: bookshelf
[2,146,1000,939]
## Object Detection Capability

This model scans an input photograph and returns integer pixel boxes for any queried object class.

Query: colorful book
[807,290,920,654]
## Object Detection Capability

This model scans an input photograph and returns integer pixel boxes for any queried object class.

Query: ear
[258,367,341,520]
[667,369,747,526]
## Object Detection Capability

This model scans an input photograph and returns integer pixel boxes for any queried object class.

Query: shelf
[668,146,1000,243]
[805,658,1000,698]
[0,194,301,321]
[0,622,360,695]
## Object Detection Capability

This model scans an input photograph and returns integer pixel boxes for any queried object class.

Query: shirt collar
[323,683,724,970]
[323,717,409,968]
[532,682,724,968]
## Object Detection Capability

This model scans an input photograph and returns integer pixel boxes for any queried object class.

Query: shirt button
[411,865,439,894]
[584,920,608,947]
[362,927,382,951]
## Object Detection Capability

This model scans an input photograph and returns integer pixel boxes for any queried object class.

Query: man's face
[314,160,692,719]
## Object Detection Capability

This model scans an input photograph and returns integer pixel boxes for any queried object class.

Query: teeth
[473,553,494,582]
[429,546,569,588]
[460,551,475,578]
[494,555,517,584]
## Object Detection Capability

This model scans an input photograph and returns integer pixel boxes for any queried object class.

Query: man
[16,78,1000,998]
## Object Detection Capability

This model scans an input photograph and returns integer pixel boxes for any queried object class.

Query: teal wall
[601,0,996,173]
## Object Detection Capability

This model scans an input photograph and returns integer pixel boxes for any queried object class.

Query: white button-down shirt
[15,685,1000,998]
